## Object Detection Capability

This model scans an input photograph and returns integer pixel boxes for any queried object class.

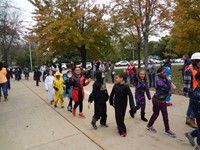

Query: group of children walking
[44,65,176,138]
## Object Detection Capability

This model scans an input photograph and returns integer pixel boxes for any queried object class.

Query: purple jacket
[153,77,171,100]
[134,76,151,101]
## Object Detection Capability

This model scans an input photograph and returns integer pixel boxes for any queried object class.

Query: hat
[55,71,61,76]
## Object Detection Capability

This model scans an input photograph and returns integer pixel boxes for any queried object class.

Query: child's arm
[146,87,151,100]
[44,77,48,91]
[52,80,58,91]
[109,85,115,106]
[127,86,135,109]
[84,78,91,86]
[88,84,98,103]
[127,86,136,117]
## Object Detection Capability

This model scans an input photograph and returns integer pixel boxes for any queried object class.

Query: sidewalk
[0,76,193,150]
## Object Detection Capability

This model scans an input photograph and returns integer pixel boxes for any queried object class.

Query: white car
[174,58,184,63]
[115,60,129,66]
[134,60,144,65]
[76,62,92,69]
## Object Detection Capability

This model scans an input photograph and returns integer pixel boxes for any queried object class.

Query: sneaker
[79,113,86,118]
[166,130,176,138]
[185,132,195,146]
[147,126,157,133]
[91,121,97,129]
[72,110,76,116]
[166,102,173,106]
[101,124,109,127]
[196,144,200,150]
[61,106,65,109]
[120,132,126,137]
[54,105,57,108]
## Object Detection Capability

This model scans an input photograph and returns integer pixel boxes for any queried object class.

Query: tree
[0,0,23,66]
[28,0,113,68]
[171,0,200,54]
[110,0,174,68]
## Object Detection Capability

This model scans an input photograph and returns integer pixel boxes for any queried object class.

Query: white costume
[45,75,54,102]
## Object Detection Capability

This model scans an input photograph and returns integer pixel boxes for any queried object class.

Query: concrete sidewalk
[0,77,194,150]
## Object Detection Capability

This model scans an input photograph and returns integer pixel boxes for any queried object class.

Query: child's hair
[116,72,127,81]
[137,69,147,81]
[195,71,200,80]
[157,67,165,74]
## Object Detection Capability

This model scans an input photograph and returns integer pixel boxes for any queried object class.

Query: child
[68,67,91,118]
[185,71,200,150]
[88,71,109,129]
[45,70,54,105]
[109,72,136,137]
[52,71,65,108]
[134,69,151,122]
[65,70,73,112]
[147,67,176,138]
[164,65,176,106]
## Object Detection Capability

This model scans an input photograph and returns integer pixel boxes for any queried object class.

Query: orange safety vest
[188,66,198,89]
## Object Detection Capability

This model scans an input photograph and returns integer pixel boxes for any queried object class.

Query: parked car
[115,60,129,66]
[76,62,92,69]
[154,59,162,64]
[134,60,144,65]
[174,58,184,63]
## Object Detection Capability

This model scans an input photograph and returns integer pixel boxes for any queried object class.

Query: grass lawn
[112,65,184,95]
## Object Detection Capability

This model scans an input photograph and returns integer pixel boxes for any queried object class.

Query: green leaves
[28,0,113,66]
[172,0,200,54]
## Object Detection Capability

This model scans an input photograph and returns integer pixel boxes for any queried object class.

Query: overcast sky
[12,0,160,41]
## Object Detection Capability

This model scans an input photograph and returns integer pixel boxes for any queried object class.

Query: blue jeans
[191,99,200,145]
[129,74,134,85]
[0,82,8,97]
[186,99,195,118]
[148,73,155,87]
[105,72,108,82]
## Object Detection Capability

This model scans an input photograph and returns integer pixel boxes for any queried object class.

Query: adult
[34,66,41,86]
[92,60,97,79]
[181,54,192,79]
[104,62,109,82]
[147,59,156,88]
[0,62,8,101]
[183,52,200,128]
[127,60,136,85]
[185,71,200,150]
[110,62,115,83]
[99,61,105,72]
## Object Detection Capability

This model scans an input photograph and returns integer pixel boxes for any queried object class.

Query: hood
[96,71,103,81]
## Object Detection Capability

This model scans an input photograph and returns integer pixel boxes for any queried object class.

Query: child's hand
[87,78,91,82]
[88,102,91,109]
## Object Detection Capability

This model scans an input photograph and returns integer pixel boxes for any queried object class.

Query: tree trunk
[143,33,149,69]
[137,41,142,68]
[79,45,86,69]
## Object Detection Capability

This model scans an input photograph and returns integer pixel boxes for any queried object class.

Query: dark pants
[115,103,127,134]
[73,89,83,112]
[94,103,107,125]
[7,79,11,90]
[68,98,73,108]
[147,100,170,132]
[135,98,146,112]
[191,99,200,145]
[111,74,114,83]
[129,74,134,85]
[148,73,155,87]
